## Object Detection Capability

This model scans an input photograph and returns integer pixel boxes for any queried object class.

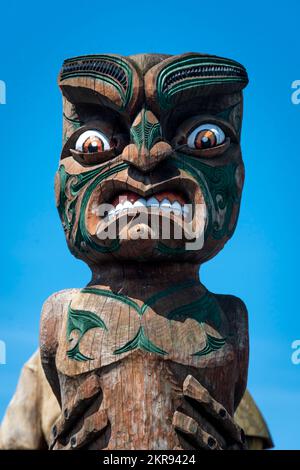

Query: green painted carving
[67,284,184,361]
[66,343,92,362]
[57,165,73,232]
[74,163,128,254]
[173,155,239,240]
[60,55,134,109]
[140,279,198,315]
[67,286,226,361]
[193,333,226,357]
[57,162,129,254]
[156,55,248,109]
[130,108,161,150]
[57,151,239,260]
[167,291,222,329]
[166,290,226,355]
[81,287,143,316]
[77,282,226,359]
[58,164,107,233]
[66,305,107,362]
[113,326,168,356]
[63,112,82,125]
[82,279,198,317]
[156,156,239,256]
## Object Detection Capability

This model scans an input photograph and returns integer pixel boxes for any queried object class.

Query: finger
[183,375,245,445]
[179,393,227,447]
[173,411,223,450]
[50,374,102,447]
[53,410,108,450]
[67,410,108,449]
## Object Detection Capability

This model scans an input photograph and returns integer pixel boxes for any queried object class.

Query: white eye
[75,130,110,153]
[187,124,225,149]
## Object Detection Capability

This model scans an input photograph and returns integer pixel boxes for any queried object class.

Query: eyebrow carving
[59,55,135,110]
[155,54,249,110]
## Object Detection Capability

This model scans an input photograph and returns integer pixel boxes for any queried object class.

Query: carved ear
[58,54,143,116]
[144,52,249,114]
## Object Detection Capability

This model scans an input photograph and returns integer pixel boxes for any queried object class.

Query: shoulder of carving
[213,293,248,341]
[40,288,80,354]
[213,293,249,410]
[39,288,80,405]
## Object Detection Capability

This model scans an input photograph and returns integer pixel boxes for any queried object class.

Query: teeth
[123,200,133,209]
[103,196,191,219]
[133,198,147,207]
[172,201,182,215]
[160,198,172,211]
[146,197,159,207]
[182,205,190,218]
[115,203,123,212]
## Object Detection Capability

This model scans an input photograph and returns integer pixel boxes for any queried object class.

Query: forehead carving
[59,53,248,141]
[145,53,248,110]
[59,54,142,115]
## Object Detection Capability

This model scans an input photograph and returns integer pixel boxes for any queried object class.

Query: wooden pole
[40,53,250,450]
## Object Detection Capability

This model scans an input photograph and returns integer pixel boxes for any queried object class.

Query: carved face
[55,53,248,266]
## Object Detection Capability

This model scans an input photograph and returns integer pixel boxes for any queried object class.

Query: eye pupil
[75,129,111,155]
[88,140,99,152]
[83,136,104,153]
[195,130,216,149]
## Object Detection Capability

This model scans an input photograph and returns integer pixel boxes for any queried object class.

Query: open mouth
[106,191,191,220]
[86,174,207,245]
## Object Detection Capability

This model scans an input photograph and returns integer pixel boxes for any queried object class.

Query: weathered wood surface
[0,350,273,449]
[41,272,248,450]
[40,53,252,449]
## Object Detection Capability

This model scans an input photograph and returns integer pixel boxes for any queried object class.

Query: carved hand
[173,375,246,450]
[50,375,108,450]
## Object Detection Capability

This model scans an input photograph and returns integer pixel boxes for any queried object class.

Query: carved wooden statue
[39,52,250,450]
[1,351,274,450]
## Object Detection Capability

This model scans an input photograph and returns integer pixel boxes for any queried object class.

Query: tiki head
[55,53,248,268]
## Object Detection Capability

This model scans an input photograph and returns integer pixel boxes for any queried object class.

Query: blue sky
[0,0,299,450]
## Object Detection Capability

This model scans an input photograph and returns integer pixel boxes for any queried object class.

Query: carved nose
[122,141,172,173]
[121,107,172,172]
